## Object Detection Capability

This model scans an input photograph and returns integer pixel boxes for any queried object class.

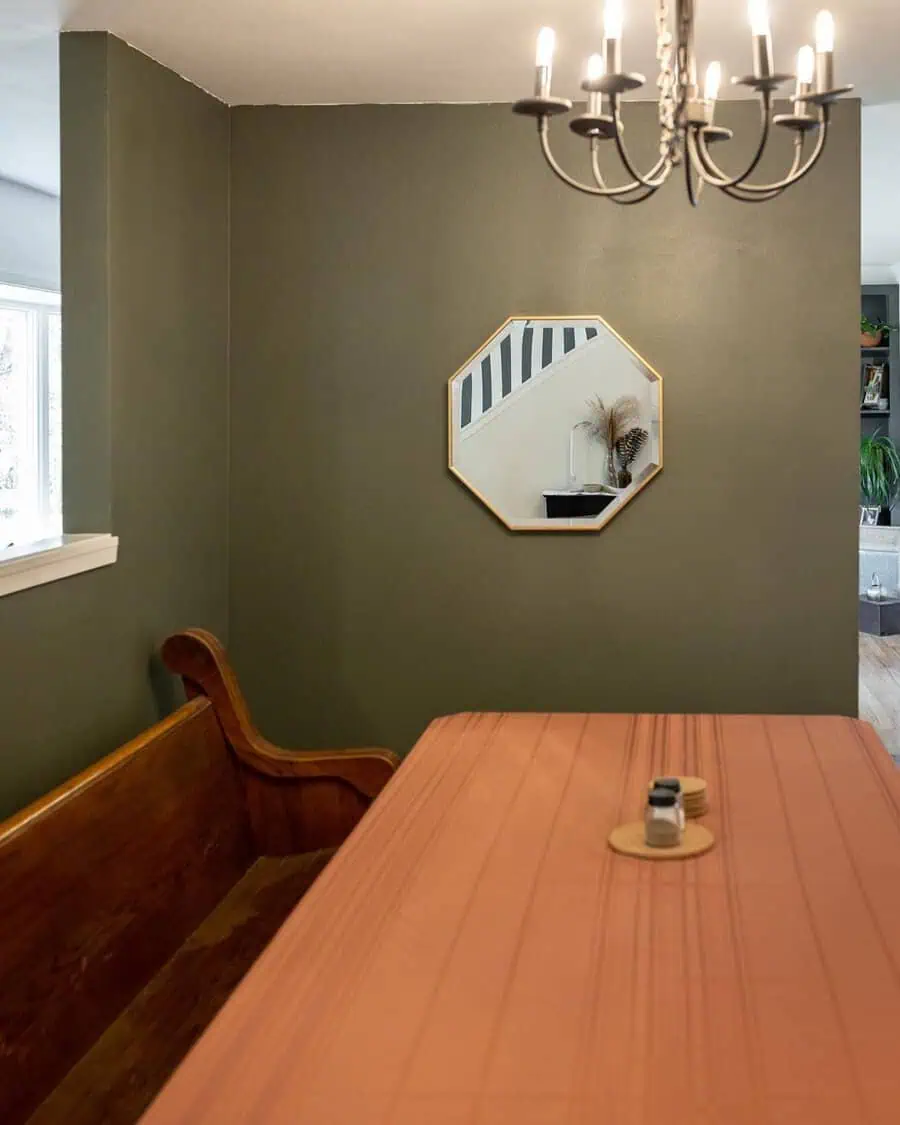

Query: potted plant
[860,432,900,524]
[861,314,898,348]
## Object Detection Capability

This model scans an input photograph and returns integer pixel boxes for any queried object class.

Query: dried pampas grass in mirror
[586,395,641,486]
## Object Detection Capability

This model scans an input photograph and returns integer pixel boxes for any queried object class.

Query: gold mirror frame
[447,314,663,532]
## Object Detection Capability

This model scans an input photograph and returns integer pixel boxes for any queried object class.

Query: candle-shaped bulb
[704,61,722,102]
[585,53,605,115]
[535,26,556,67]
[796,44,815,83]
[815,10,835,52]
[604,0,624,40]
[749,0,772,79]
[748,0,770,36]
[586,53,605,81]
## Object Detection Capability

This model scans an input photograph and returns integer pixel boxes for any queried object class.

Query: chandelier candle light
[513,0,852,205]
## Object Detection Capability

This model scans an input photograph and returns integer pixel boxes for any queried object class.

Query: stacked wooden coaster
[679,776,709,819]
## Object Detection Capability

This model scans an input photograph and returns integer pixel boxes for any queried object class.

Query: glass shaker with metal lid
[653,776,685,830]
[645,787,681,848]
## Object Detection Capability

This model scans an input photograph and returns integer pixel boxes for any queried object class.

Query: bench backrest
[0,698,254,1125]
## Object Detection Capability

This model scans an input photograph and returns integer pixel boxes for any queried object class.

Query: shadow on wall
[148,651,183,722]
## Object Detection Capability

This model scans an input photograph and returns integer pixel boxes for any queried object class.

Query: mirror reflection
[448,317,662,530]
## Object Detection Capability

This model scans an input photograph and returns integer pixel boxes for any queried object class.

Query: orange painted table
[139,713,900,1125]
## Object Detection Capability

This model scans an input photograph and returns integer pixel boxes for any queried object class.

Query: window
[0,284,62,547]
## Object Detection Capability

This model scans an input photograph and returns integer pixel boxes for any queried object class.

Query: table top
[139,713,900,1125]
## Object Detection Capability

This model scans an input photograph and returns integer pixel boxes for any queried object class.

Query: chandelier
[512,0,852,205]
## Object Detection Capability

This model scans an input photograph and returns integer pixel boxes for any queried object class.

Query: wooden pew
[0,629,399,1125]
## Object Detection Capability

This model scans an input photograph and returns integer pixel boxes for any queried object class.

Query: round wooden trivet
[608,821,715,861]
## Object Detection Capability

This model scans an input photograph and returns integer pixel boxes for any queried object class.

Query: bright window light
[0,283,62,548]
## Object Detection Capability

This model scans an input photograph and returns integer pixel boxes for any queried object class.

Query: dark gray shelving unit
[861,285,900,524]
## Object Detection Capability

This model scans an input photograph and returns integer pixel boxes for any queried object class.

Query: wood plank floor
[859,632,900,762]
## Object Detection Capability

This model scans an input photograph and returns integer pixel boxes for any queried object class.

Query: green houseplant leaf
[860,432,900,508]
[861,314,899,338]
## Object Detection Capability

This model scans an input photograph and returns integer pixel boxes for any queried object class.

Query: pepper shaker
[645,787,682,848]
[653,777,685,831]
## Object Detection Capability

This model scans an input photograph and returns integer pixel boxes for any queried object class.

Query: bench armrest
[161,630,399,802]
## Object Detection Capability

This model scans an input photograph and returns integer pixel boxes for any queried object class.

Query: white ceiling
[1,0,899,247]
[0,0,60,194]
[62,0,899,107]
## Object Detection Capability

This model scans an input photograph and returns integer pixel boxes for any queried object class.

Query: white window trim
[0,534,118,599]
[0,283,59,307]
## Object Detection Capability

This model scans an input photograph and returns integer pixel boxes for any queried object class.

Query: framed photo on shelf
[862,364,886,408]
[860,506,881,527]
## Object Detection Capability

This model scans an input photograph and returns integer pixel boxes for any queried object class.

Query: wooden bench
[0,629,400,1125]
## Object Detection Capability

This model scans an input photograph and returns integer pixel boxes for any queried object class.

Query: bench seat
[26,850,334,1125]
[0,630,399,1125]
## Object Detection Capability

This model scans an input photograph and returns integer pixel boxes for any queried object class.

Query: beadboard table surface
[139,712,900,1125]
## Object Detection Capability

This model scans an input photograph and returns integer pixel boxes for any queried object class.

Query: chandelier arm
[691,106,830,194]
[610,100,673,189]
[537,121,667,199]
[718,183,789,203]
[725,136,805,201]
[609,184,662,205]
[691,143,791,201]
[689,91,773,189]
[687,127,800,199]
[702,125,823,193]
[589,137,611,191]
[589,138,666,200]
[537,120,612,196]
[684,131,796,202]
[685,147,701,208]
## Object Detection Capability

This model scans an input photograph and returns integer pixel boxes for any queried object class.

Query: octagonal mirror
[448,316,662,531]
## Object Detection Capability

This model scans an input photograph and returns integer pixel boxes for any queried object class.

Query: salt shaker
[654,776,685,830]
[645,787,682,848]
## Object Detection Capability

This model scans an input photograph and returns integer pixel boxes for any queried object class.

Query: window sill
[0,534,119,599]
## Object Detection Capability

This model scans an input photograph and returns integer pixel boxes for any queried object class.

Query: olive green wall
[1,63,860,818]
[0,34,229,819]
[228,102,860,756]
